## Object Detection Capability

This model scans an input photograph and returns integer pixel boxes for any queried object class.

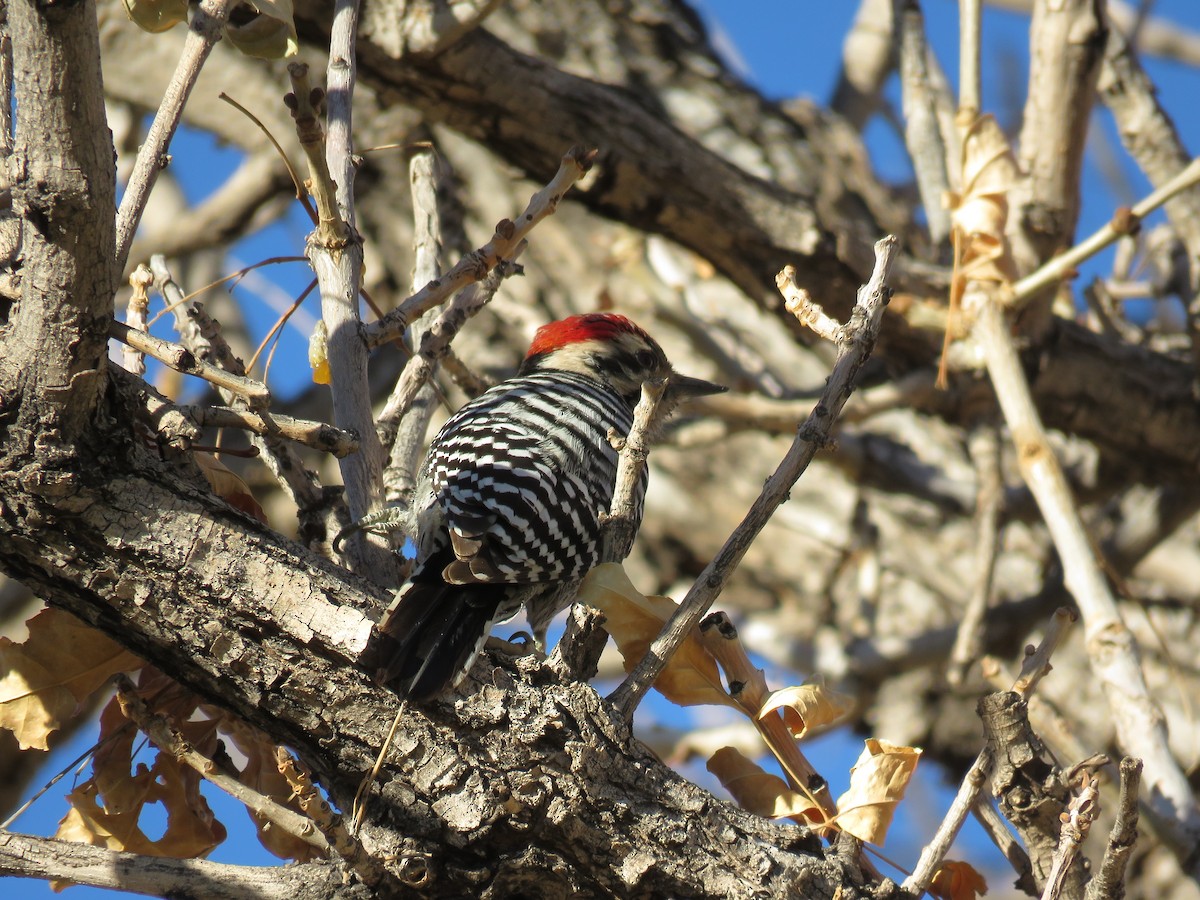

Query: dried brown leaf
[757,677,854,739]
[194,452,267,523]
[947,114,1019,286]
[0,608,141,750]
[834,739,922,845]
[931,859,989,900]
[55,750,226,859]
[706,746,822,823]
[578,564,736,709]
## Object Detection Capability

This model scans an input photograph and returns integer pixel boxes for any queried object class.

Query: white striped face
[525,330,673,403]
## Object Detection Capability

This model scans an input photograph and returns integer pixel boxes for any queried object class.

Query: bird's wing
[432,458,603,585]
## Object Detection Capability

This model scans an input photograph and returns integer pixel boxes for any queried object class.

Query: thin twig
[382,146,446,505]
[275,748,383,885]
[902,607,1076,895]
[288,48,393,572]
[972,799,1037,895]
[109,320,271,407]
[977,294,1200,869]
[902,749,993,891]
[112,675,329,855]
[599,378,667,563]
[1085,757,1142,900]
[285,62,348,245]
[151,257,343,552]
[1010,607,1076,699]
[351,703,406,833]
[114,0,234,270]
[1006,157,1200,310]
[366,146,597,348]
[122,266,153,376]
[775,270,842,342]
[608,235,898,721]
[958,0,982,118]
[898,0,953,244]
[399,0,501,56]
[947,421,1003,686]
[698,612,839,825]
[1040,770,1101,900]
[379,250,525,453]
[184,405,358,457]
[218,92,316,220]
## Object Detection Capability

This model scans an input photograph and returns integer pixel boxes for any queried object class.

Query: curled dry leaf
[54,670,226,877]
[930,859,989,900]
[578,563,737,709]
[706,746,822,824]
[940,113,1019,386]
[122,0,297,58]
[834,738,922,845]
[94,670,217,817]
[0,608,141,751]
[757,676,854,739]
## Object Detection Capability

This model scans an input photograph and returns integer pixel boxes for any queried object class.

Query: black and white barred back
[360,371,645,702]
[422,369,645,582]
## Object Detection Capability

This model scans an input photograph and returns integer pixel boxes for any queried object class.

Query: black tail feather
[360,576,505,702]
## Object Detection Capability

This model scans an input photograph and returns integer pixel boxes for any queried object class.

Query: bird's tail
[359,575,506,702]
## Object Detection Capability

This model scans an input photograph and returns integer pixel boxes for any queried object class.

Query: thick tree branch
[4,0,116,444]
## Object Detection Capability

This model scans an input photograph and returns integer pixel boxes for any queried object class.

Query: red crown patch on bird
[525,313,650,359]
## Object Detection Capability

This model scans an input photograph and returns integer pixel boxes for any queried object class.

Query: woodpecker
[358,313,724,702]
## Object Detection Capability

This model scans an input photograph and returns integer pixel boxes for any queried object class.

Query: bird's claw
[485,631,540,657]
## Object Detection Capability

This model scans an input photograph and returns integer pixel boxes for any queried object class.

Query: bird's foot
[486,631,540,658]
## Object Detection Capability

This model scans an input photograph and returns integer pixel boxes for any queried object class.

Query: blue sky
[12,3,1200,898]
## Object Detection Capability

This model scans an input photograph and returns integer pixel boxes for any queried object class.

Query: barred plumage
[359,313,724,701]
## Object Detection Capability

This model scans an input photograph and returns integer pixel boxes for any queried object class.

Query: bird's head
[518,313,725,406]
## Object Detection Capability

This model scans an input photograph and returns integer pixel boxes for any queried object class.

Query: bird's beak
[667,372,727,400]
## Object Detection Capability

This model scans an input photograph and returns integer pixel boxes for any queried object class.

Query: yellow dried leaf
[578,564,736,709]
[706,747,821,823]
[194,452,267,523]
[0,609,141,751]
[834,739,921,845]
[757,677,854,739]
[309,320,331,384]
[92,694,148,815]
[121,0,188,33]
[931,860,989,900]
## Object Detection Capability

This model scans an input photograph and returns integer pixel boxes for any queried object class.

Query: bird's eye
[635,349,657,369]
